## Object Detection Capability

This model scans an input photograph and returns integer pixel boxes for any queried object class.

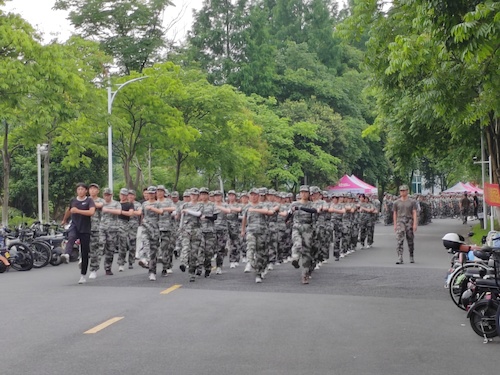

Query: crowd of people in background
[381,191,484,226]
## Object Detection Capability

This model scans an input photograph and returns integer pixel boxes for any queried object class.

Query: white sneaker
[229,262,236,269]
[118,266,124,272]
[255,276,262,283]
[267,263,274,271]
[149,273,156,281]
[366,245,371,249]
[89,271,97,279]
[283,258,289,264]
[244,263,252,273]
[61,254,70,264]
[340,253,345,258]
[78,276,86,284]
[216,267,222,275]
[322,259,328,264]
[242,257,248,263]
[315,263,321,270]
[262,269,268,279]
[166,268,173,274]
[234,262,239,267]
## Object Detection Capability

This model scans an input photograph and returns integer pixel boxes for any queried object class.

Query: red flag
[484,183,500,207]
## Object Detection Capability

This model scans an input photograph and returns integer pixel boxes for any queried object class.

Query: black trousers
[65,226,91,275]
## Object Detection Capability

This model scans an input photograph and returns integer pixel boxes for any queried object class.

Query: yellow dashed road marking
[84,317,124,334]
[160,284,182,295]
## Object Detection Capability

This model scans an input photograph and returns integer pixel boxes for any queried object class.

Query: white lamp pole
[107,74,149,191]
[37,144,48,223]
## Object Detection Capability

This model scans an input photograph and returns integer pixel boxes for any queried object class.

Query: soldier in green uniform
[100,188,122,276]
[88,183,104,279]
[156,185,177,277]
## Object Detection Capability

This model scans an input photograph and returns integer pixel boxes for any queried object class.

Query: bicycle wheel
[468,300,499,338]
[30,241,51,268]
[8,243,33,271]
[449,263,490,310]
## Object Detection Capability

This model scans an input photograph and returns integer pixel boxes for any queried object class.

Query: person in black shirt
[61,183,96,284]
[473,192,479,220]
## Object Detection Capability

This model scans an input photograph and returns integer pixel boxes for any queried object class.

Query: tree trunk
[1,120,10,227]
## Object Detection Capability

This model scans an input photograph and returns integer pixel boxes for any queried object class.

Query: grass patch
[469,219,500,245]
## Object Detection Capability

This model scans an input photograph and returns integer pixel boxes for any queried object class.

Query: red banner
[484,183,500,207]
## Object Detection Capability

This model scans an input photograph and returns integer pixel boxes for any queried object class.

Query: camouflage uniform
[290,192,317,280]
[199,193,218,276]
[393,190,418,263]
[89,196,104,272]
[142,199,160,275]
[276,196,289,263]
[157,196,176,273]
[311,191,329,262]
[179,195,203,279]
[100,198,121,272]
[358,200,374,248]
[329,197,344,260]
[127,197,141,267]
[227,197,242,264]
[243,197,269,278]
[214,198,229,269]
[341,199,354,255]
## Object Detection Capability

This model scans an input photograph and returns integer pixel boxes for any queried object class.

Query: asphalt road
[2,218,499,375]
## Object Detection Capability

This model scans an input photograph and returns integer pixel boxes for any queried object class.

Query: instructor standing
[393,185,418,265]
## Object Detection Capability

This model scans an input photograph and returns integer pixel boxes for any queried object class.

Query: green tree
[54,0,173,74]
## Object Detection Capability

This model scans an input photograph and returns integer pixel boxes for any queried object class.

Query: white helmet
[442,233,465,250]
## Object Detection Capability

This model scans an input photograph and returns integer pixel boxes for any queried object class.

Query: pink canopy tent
[349,175,378,194]
[443,182,483,194]
[327,175,378,194]
[464,182,484,194]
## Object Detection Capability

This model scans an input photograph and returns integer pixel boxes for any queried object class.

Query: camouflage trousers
[99,228,117,271]
[142,224,159,274]
[199,231,216,272]
[341,221,352,254]
[267,223,278,264]
[159,230,175,270]
[128,224,138,263]
[396,218,415,260]
[246,231,268,275]
[350,222,359,250]
[180,227,202,275]
[227,222,241,263]
[89,230,102,272]
[291,223,314,277]
[332,220,342,258]
[313,224,329,262]
[117,222,134,266]
[215,229,228,267]
[276,224,288,262]
[366,220,375,246]
[358,220,370,247]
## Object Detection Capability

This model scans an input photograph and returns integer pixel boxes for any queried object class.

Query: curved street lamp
[37,143,49,223]
[107,74,149,191]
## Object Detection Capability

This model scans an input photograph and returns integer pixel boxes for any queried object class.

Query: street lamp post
[474,153,493,230]
[107,74,149,191]
[37,144,49,223]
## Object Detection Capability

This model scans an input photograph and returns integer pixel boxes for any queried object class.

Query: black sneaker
[195,269,202,277]
[105,269,114,276]
[161,269,168,277]
[410,257,415,263]
[128,264,134,269]
[291,260,300,269]
[205,269,211,278]
[396,260,403,265]
[179,264,186,272]
[189,275,196,282]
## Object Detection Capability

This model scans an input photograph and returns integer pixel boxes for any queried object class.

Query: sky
[1,0,204,43]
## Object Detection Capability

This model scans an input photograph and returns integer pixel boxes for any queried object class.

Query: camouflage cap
[227,190,236,195]
[310,186,320,194]
[259,187,268,195]
[171,191,179,198]
[399,185,409,191]
[103,187,113,195]
[183,190,191,197]
[128,189,136,196]
[119,188,129,195]
[157,185,166,192]
[267,188,276,195]
[299,185,310,192]
[89,183,100,189]
[147,186,157,193]
[199,187,209,194]
[213,190,222,195]
[190,188,200,195]
[240,190,248,197]
[249,188,259,195]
